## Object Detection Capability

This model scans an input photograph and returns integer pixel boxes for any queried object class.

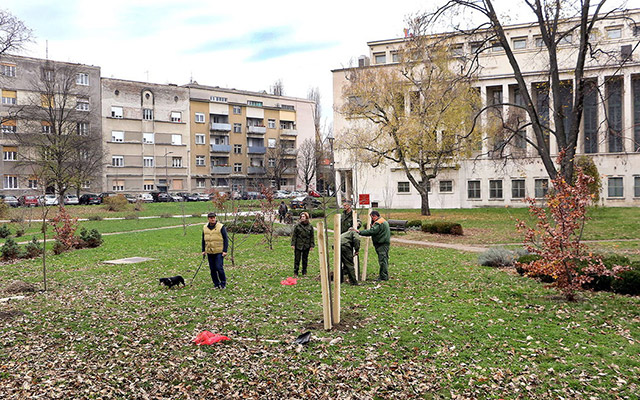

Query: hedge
[421,221,463,235]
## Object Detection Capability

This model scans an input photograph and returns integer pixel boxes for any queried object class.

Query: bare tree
[270,79,284,96]
[0,10,32,57]
[266,140,295,190]
[297,138,316,192]
[6,61,104,201]
[426,0,639,182]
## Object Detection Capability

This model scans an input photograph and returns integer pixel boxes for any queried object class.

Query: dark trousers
[207,253,226,288]
[340,247,358,285]
[375,244,390,280]
[294,248,310,275]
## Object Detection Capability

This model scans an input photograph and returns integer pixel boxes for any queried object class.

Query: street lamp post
[327,134,339,208]
[164,149,173,193]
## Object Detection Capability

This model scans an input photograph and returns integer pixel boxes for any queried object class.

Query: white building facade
[333,10,640,209]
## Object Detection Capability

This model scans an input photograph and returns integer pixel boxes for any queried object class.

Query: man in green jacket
[355,210,391,281]
[340,200,360,234]
[290,212,314,277]
[340,230,360,285]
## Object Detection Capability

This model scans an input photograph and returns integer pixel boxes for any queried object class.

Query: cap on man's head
[207,212,217,218]
[343,200,352,205]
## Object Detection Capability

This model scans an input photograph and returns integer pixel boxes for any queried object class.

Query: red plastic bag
[280,277,297,285]
[193,331,230,345]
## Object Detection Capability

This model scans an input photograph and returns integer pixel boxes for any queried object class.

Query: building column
[335,170,342,204]
[480,85,489,155]
[597,75,607,153]
[623,72,633,152]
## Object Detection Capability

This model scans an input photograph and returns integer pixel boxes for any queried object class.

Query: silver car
[63,194,79,205]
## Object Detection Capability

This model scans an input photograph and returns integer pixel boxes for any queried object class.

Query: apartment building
[102,78,190,193]
[184,83,315,193]
[0,55,102,195]
[333,10,640,209]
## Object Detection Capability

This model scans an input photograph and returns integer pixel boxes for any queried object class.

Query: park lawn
[1,224,638,398]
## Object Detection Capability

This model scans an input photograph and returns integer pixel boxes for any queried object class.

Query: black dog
[159,275,185,289]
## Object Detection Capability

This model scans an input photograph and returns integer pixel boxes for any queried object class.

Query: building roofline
[0,53,101,70]
[101,76,186,89]
[183,83,314,104]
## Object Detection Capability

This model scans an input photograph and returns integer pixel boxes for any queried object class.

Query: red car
[308,190,321,198]
[18,195,39,207]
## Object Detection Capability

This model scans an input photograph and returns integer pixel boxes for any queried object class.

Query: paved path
[390,237,487,253]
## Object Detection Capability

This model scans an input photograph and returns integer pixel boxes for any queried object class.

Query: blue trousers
[207,253,226,288]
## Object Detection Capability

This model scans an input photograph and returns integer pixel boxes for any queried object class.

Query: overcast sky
[3,0,433,125]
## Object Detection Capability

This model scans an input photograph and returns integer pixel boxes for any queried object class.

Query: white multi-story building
[333,9,640,209]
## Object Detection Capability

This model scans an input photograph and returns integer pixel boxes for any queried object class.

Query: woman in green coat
[291,212,314,277]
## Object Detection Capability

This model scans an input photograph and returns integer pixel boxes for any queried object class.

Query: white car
[137,193,154,203]
[39,194,59,206]
[197,193,210,201]
[63,194,79,205]
[169,194,183,202]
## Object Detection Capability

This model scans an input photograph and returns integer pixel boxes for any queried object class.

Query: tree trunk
[420,192,431,216]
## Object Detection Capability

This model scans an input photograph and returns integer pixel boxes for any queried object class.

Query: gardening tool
[191,254,206,285]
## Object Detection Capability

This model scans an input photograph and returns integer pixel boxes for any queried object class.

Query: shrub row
[290,209,325,218]
[516,254,640,295]
[407,220,422,228]
[479,247,528,267]
[52,228,104,255]
[421,221,463,235]
[1,237,43,260]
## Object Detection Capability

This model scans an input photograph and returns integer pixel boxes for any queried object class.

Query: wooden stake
[332,214,341,324]
[316,221,332,330]
[361,215,371,282]
[352,210,359,279]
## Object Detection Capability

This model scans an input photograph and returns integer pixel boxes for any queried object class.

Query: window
[559,33,573,45]
[233,123,242,133]
[584,80,599,154]
[467,181,481,199]
[2,90,17,105]
[511,179,526,199]
[1,121,16,133]
[439,180,453,192]
[172,157,182,168]
[171,112,182,122]
[608,177,624,198]
[1,64,16,77]
[233,144,242,154]
[42,122,51,134]
[512,37,527,50]
[398,181,410,193]
[111,106,123,118]
[111,131,124,142]
[28,179,38,189]
[143,108,153,120]
[142,133,154,144]
[76,99,89,111]
[143,157,154,167]
[210,96,227,102]
[606,27,622,39]
[76,73,89,85]
[196,178,206,188]
[268,158,275,167]
[195,112,205,123]
[112,180,124,192]
[470,42,482,54]
[196,155,205,166]
[143,183,154,191]
[635,177,640,197]
[3,148,17,161]
[42,68,53,81]
[452,44,464,56]
[280,104,295,111]
[374,52,386,64]
[3,176,18,189]
[489,180,503,199]
[491,41,504,52]
[267,138,276,148]
[77,122,89,135]
[534,178,549,198]
[112,156,124,167]
[82,181,91,189]
[171,134,182,145]
[608,78,623,152]
[233,105,242,114]
[268,119,276,129]
[195,134,205,145]
[233,163,242,173]
[391,51,399,62]
[534,36,544,47]
[247,100,263,107]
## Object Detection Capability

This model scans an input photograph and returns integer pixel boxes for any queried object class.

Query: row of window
[397,177,640,199]
[2,176,85,190]
[111,106,296,122]
[0,64,90,85]
[1,121,90,135]
[112,156,183,168]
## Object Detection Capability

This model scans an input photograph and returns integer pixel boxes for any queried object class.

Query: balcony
[283,167,297,175]
[283,148,296,155]
[211,122,231,132]
[247,146,266,154]
[210,144,231,153]
[281,129,298,136]
[247,126,266,134]
[211,166,232,174]
[248,166,266,174]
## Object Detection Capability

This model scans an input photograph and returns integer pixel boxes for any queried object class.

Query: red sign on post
[358,194,370,207]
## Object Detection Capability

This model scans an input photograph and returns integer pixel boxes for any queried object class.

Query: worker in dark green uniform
[340,230,360,285]
[340,200,360,234]
[355,210,391,281]
[290,212,314,277]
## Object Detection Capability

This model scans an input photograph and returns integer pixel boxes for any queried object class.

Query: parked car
[0,194,19,207]
[185,193,200,202]
[245,191,264,200]
[275,190,290,199]
[39,194,59,206]
[290,195,320,209]
[197,192,210,201]
[99,192,118,203]
[63,194,80,205]
[79,193,101,205]
[136,193,154,203]
[176,192,191,201]
[124,194,137,203]
[169,193,183,202]
[289,191,305,198]
[151,192,171,202]
[308,190,321,198]
[19,195,39,207]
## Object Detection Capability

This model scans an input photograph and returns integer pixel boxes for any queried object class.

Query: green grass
[0,222,638,398]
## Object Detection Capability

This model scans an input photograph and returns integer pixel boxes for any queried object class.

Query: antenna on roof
[45,40,49,59]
